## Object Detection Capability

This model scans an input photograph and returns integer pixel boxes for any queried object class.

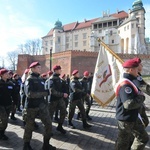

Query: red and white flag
[91,39,123,107]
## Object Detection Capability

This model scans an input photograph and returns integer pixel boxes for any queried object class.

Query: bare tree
[18,44,24,54]
[0,56,5,68]
[7,50,19,71]
[18,39,42,55]
[24,40,32,54]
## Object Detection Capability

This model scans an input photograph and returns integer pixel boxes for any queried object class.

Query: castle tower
[53,20,64,53]
[131,0,146,53]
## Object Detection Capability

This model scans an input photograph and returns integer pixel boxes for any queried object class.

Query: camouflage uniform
[115,73,149,150]
[46,73,66,134]
[0,78,17,140]
[80,77,92,120]
[135,74,150,127]
[23,72,54,150]
[68,76,92,129]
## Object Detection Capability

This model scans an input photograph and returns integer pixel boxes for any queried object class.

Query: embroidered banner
[91,39,123,107]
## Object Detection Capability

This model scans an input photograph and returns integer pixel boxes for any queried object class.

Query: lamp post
[50,47,52,70]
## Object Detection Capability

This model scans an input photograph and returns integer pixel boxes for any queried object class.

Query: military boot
[86,112,92,121]
[42,139,56,150]
[10,113,17,120]
[76,112,81,120]
[68,120,76,129]
[0,130,9,140]
[23,142,33,150]
[56,123,66,134]
[82,120,92,129]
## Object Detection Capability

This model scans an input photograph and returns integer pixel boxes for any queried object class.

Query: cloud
[0,1,53,57]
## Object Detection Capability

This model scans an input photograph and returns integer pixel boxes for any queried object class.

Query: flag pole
[97,38,124,64]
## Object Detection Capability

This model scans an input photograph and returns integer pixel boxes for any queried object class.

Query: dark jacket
[69,76,86,101]
[46,73,64,101]
[116,73,145,122]
[24,72,49,108]
[12,79,20,94]
[0,79,18,106]
[80,77,89,94]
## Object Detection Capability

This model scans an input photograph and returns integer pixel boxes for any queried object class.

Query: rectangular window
[99,30,102,33]
[75,42,78,47]
[66,43,69,49]
[94,24,97,29]
[74,35,78,41]
[98,23,102,28]
[50,40,53,45]
[83,41,86,46]
[113,21,117,26]
[66,37,69,42]
[124,27,126,31]
[58,37,61,44]
[103,22,107,28]
[83,33,87,39]
[131,23,134,28]
[127,25,129,30]
[112,40,114,43]
[108,22,112,27]
[45,41,48,46]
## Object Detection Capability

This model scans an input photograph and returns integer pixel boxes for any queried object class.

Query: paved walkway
[0,99,150,150]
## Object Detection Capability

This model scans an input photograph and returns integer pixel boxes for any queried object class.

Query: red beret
[0,69,8,76]
[47,70,53,75]
[41,73,47,78]
[122,59,139,68]
[24,69,30,74]
[83,71,89,76]
[29,62,40,68]
[132,57,141,64]
[8,71,13,75]
[53,65,61,71]
[72,70,79,75]
[61,74,66,78]
[13,73,18,78]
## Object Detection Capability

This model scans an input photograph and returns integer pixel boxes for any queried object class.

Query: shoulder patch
[25,81,29,86]
[50,80,53,85]
[137,76,142,81]
[71,82,75,86]
[125,87,132,94]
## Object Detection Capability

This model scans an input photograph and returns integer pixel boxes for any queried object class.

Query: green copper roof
[132,0,143,11]
[54,19,63,30]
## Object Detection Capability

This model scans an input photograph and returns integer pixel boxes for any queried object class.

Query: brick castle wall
[17,51,150,76]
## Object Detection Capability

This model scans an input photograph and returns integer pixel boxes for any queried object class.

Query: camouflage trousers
[68,99,86,121]
[140,104,149,127]
[0,105,12,131]
[115,118,149,150]
[23,103,52,142]
[49,98,66,124]
[83,95,91,115]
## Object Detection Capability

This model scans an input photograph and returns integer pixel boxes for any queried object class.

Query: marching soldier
[0,69,18,140]
[11,73,21,120]
[68,70,92,129]
[46,65,68,134]
[79,71,92,120]
[23,62,56,150]
[41,73,48,82]
[115,59,149,150]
